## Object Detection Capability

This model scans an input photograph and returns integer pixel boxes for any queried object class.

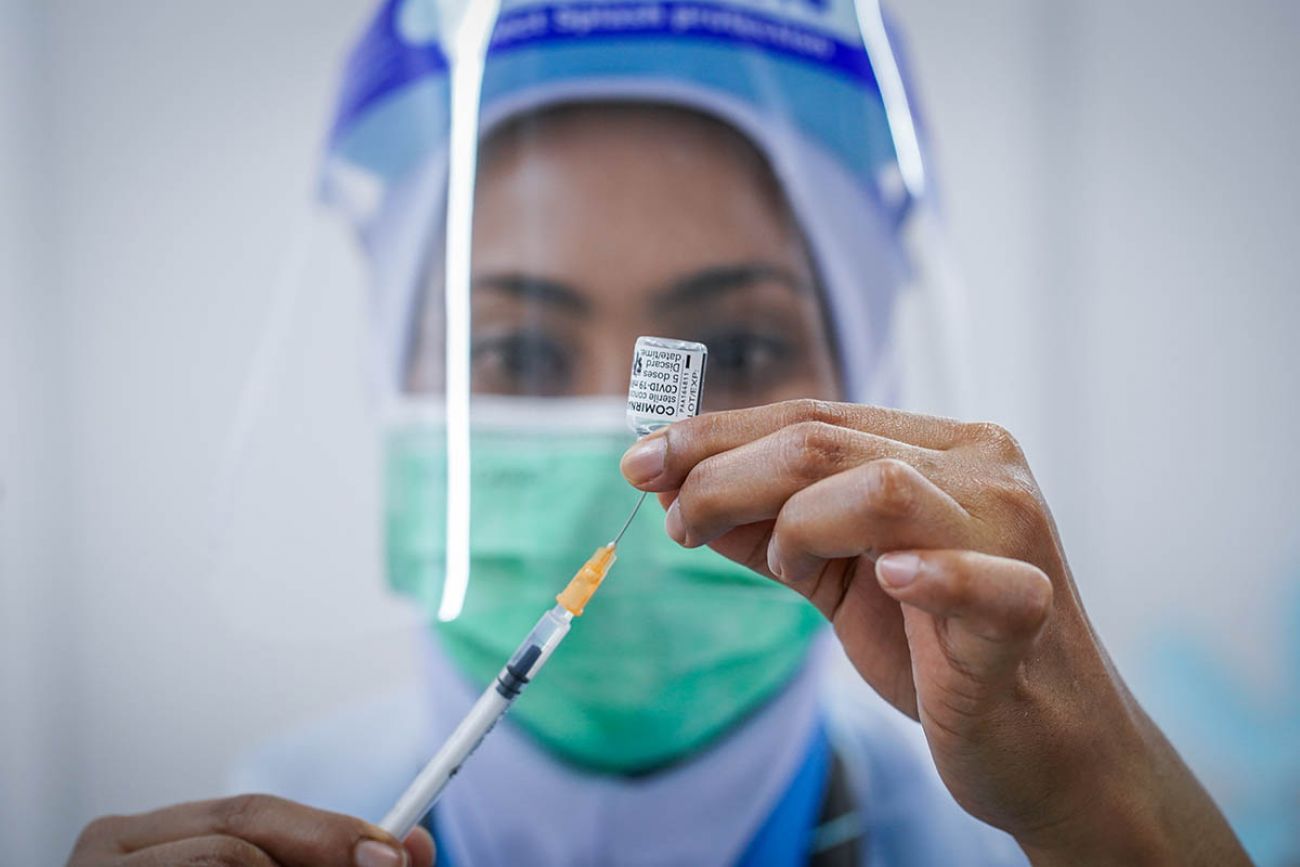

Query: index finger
[103,794,412,867]
[622,398,962,491]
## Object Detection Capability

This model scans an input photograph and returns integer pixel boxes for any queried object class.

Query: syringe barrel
[378,684,509,838]
[377,605,573,839]
[498,605,572,698]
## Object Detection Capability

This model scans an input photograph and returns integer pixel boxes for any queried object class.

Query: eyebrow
[472,261,809,315]
[473,273,593,315]
[654,263,810,308]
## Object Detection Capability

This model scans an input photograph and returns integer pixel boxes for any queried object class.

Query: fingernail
[621,436,666,484]
[355,839,406,867]
[766,537,784,579]
[665,499,685,544]
[876,552,921,588]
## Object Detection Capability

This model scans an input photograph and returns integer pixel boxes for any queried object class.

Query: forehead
[470,103,809,304]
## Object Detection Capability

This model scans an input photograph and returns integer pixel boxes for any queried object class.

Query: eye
[698,330,795,387]
[471,331,574,396]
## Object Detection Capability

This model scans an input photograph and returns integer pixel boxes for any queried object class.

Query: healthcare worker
[67,0,1249,865]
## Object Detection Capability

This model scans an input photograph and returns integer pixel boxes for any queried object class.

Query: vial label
[627,336,708,435]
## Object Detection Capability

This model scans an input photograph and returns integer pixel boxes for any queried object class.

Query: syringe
[378,492,648,839]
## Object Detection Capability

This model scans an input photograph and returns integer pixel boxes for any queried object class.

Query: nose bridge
[589,333,637,396]
[579,318,644,397]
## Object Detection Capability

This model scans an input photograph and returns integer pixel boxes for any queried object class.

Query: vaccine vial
[626,336,708,436]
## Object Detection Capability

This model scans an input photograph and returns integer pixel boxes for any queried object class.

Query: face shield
[212,0,966,773]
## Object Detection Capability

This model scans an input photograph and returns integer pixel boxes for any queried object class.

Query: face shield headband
[319,0,933,406]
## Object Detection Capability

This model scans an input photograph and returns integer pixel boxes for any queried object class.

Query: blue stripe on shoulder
[735,722,830,867]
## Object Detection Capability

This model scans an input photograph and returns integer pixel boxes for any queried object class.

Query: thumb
[402,826,436,867]
[875,549,1053,684]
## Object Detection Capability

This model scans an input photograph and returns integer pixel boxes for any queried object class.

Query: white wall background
[1,0,1297,863]
[907,0,1300,667]
[1,2,75,863]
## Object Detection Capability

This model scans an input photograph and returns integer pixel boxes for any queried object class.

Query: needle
[612,491,648,546]
[380,492,645,838]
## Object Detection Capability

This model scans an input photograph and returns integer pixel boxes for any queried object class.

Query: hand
[621,399,1248,865]
[66,794,435,867]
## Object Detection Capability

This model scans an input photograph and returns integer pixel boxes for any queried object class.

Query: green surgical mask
[384,405,824,775]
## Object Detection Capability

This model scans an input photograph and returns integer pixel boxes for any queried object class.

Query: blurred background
[1,0,1297,864]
